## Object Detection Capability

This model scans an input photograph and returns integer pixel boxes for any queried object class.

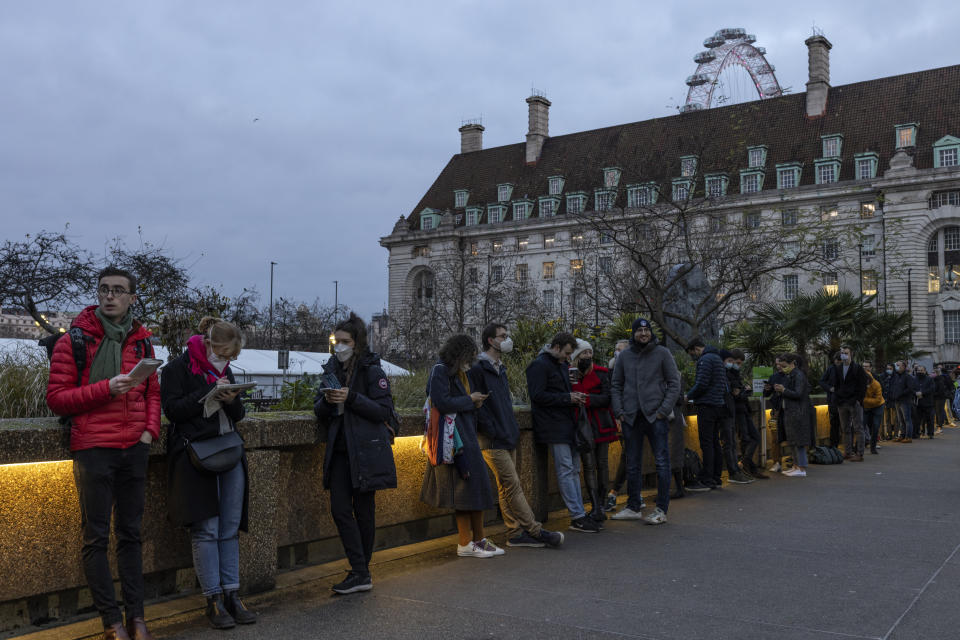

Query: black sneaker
[684,480,711,493]
[569,516,600,532]
[603,494,618,511]
[332,571,373,594]
[728,471,755,484]
[535,529,565,547]
[507,531,545,548]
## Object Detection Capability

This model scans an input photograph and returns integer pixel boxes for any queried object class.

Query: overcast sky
[2,1,958,319]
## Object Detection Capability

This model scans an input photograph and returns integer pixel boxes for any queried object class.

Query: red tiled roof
[405,64,960,229]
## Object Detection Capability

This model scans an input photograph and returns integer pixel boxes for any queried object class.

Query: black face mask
[577,358,592,373]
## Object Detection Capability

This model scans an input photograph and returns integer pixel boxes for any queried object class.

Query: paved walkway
[36,430,960,640]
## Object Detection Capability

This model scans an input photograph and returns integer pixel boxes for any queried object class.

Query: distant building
[0,309,77,340]
[381,34,960,362]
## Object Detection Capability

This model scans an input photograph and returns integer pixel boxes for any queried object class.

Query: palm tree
[724,319,792,367]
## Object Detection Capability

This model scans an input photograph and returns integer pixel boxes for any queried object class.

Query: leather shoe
[103,622,131,640]
[126,617,154,640]
[223,590,257,624]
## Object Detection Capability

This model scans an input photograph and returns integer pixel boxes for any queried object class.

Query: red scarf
[187,334,226,383]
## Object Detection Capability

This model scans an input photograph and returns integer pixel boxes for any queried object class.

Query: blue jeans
[622,416,670,513]
[190,462,245,596]
[896,400,914,439]
[550,443,585,519]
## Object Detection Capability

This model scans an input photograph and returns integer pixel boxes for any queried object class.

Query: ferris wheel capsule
[684,28,783,110]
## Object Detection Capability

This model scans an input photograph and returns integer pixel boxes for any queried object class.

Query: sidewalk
[21,430,960,639]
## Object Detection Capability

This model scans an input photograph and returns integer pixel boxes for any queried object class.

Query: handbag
[575,409,594,453]
[187,431,244,474]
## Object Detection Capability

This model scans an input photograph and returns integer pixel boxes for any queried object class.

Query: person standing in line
[861,361,885,455]
[914,365,937,439]
[727,349,767,479]
[829,346,868,462]
[162,318,256,627]
[571,339,620,525]
[763,355,790,471]
[879,363,899,441]
[716,350,753,484]
[773,353,813,477]
[421,334,500,557]
[932,366,949,435]
[46,267,160,640]
[604,340,630,511]
[315,313,401,591]
[685,338,730,489]
[889,360,919,442]
[526,332,600,533]
[819,354,844,448]
[611,318,682,523]
[469,323,564,549]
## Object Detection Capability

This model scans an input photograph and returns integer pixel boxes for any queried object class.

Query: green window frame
[895,123,918,149]
[739,169,765,194]
[602,167,622,189]
[814,158,841,185]
[854,152,879,180]
[933,136,960,168]
[705,173,729,198]
[776,162,802,189]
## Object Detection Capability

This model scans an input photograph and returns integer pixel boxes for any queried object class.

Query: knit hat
[571,339,593,363]
[718,349,733,360]
[631,317,652,333]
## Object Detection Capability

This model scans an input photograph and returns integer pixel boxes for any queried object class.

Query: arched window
[929,226,960,293]
[414,271,434,306]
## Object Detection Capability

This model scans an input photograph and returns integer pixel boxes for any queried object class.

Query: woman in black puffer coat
[314,313,398,595]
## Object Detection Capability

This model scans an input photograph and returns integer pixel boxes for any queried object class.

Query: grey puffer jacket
[611,337,681,425]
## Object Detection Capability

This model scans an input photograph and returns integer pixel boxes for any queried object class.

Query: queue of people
[45,271,954,639]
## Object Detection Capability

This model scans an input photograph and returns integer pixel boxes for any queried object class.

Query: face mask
[840,353,849,361]
[733,364,740,371]
[919,372,927,378]
[498,337,514,354]
[461,363,472,373]
[724,362,733,369]
[577,358,592,373]
[208,351,229,370]
[334,343,354,362]
[886,369,893,374]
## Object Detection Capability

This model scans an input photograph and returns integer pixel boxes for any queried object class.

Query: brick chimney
[459,122,484,153]
[805,34,832,118]
[525,94,551,164]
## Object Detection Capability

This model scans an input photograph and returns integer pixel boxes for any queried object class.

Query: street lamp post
[858,243,864,301]
[269,261,277,350]
[879,192,888,309]
[333,280,339,322]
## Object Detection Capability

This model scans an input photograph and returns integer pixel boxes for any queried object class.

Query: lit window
[488,205,505,224]
[823,272,838,295]
[517,236,529,251]
[745,211,760,228]
[930,269,941,293]
[895,124,918,148]
[571,232,584,247]
[570,259,583,272]
[861,235,876,257]
[945,311,960,343]
[820,205,838,222]
[548,176,565,195]
[860,202,875,218]
[516,264,529,283]
[470,242,479,256]
[822,135,842,158]
[543,289,555,311]
[595,190,615,212]
[861,270,878,296]
[544,234,555,249]
[784,274,799,300]
[413,245,430,258]
[680,156,698,177]
[491,239,503,252]
[542,262,555,279]
[782,209,798,226]
[497,184,513,202]
[748,146,767,168]
[823,238,840,261]
[932,191,960,208]
[454,190,468,208]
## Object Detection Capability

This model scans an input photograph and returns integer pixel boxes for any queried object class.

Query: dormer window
[497,183,514,202]
[679,155,698,177]
[814,158,841,185]
[854,152,879,180]
[933,136,960,168]
[566,192,587,215]
[419,208,440,231]
[895,123,918,148]
[454,190,469,208]
[776,162,802,189]
[602,167,622,188]
[539,196,560,218]
[672,178,693,202]
[705,173,729,198]
[594,188,615,212]
[548,176,565,195]
[626,183,658,207]
[512,199,533,221]
[739,169,764,194]
[821,134,843,158]
[465,206,482,226]
[747,146,768,168]
[488,204,506,224]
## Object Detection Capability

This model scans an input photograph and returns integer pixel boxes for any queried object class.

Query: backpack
[808,445,844,464]
[682,448,703,485]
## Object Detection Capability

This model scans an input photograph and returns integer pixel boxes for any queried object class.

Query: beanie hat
[718,349,733,360]
[571,339,593,363]
[631,317,652,333]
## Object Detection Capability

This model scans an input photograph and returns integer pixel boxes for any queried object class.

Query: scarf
[187,334,226,383]
[89,308,134,384]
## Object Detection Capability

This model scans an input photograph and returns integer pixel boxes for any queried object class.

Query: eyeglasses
[97,286,131,298]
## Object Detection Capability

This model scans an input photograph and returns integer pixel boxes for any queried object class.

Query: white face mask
[334,343,354,362]
[498,337,514,354]
[207,349,229,371]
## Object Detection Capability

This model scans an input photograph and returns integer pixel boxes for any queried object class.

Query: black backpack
[808,445,844,464]
[683,448,703,485]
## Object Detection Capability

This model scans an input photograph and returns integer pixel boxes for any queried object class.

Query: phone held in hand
[318,373,342,390]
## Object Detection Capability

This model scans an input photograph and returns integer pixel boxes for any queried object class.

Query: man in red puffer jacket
[47,266,160,640]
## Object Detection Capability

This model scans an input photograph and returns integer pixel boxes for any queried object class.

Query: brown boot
[125,617,155,640]
[103,622,131,640]
[850,454,864,462]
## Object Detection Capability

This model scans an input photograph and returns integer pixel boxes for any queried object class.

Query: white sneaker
[780,467,794,475]
[784,468,807,477]
[457,541,496,558]
[770,462,781,472]
[611,507,643,520]
[476,538,505,556]
[643,507,667,525]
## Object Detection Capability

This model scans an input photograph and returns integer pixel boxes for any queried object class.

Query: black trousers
[718,418,739,476]
[935,397,947,427]
[695,405,724,484]
[580,441,610,496]
[72,444,150,627]
[828,404,841,447]
[918,406,936,438]
[328,450,376,575]
[735,408,760,469]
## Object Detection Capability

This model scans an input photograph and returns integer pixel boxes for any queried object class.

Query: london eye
[682,28,783,112]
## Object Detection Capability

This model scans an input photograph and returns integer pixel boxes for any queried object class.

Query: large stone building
[0,309,77,340]
[380,34,960,362]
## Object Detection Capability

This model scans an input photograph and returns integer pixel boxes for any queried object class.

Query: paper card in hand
[127,358,163,386]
